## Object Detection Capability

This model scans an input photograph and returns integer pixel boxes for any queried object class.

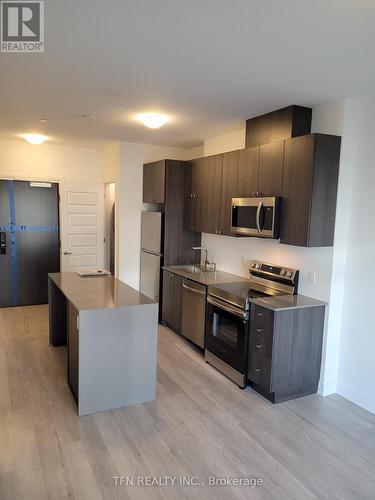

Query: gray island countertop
[49,272,155,311]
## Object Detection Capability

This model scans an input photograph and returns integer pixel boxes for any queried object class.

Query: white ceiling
[1,0,375,149]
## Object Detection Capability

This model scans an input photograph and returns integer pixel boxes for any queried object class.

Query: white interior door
[59,182,105,272]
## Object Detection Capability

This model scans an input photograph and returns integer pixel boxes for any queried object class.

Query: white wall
[201,102,346,397]
[334,96,375,414]
[118,142,203,289]
[101,143,121,276]
[0,139,102,182]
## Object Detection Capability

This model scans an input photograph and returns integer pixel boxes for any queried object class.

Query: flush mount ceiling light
[21,133,48,145]
[137,113,168,129]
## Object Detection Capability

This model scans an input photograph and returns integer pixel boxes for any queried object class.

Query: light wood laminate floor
[0,305,374,500]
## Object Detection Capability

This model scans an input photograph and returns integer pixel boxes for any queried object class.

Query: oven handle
[256,201,263,234]
[207,295,248,320]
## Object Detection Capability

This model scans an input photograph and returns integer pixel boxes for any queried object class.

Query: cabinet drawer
[248,350,271,391]
[250,324,273,348]
[252,305,274,329]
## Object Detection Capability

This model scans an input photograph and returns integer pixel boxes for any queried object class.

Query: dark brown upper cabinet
[184,158,208,232]
[280,134,341,247]
[238,141,284,197]
[205,155,223,234]
[143,160,165,203]
[142,159,201,263]
[220,150,239,235]
[238,146,259,197]
[258,141,285,196]
[183,197,206,233]
[184,157,208,199]
[245,105,312,148]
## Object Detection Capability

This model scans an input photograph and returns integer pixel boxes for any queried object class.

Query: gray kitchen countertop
[250,294,327,311]
[163,266,327,311]
[162,265,248,286]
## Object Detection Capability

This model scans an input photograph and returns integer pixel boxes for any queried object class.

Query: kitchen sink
[177,264,216,274]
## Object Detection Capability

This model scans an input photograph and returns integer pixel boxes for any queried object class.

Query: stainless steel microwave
[231,196,281,238]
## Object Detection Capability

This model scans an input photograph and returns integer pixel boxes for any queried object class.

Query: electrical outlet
[308,271,316,285]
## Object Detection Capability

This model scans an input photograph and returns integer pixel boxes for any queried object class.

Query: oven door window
[205,304,247,373]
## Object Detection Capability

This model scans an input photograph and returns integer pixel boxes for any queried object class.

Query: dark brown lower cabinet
[162,270,183,334]
[248,304,325,403]
[68,302,79,402]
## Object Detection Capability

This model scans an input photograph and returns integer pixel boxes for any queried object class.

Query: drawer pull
[253,368,261,373]
[256,328,264,333]
[255,344,264,349]
[257,312,263,317]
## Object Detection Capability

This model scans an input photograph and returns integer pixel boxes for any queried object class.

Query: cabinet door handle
[255,344,264,349]
[63,251,72,255]
[253,368,261,373]
[256,328,264,333]
[257,312,263,317]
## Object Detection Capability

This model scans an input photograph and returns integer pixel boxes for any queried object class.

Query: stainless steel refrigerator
[140,212,163,302]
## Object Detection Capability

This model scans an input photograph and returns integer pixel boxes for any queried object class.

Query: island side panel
[78,303,158,416]
[48,276,67,346]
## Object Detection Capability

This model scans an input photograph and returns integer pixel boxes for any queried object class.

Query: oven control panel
[250,260,297,281]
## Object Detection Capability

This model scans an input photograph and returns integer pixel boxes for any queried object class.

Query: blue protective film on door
[5,180,60,306]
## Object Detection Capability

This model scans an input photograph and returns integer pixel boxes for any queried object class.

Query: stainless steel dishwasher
[181,278,206,348]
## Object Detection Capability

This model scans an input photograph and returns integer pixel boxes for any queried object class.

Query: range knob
[287,271,293,278]
[255,264,261,269]
[251,262,256,268]
[280,269,286,276]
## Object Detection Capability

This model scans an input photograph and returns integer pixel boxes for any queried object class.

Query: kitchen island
[48,272,158,416]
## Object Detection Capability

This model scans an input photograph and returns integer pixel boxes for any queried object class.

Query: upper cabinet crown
[245,105,312,148]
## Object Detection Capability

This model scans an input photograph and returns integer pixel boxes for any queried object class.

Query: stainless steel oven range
[205,260,299,388]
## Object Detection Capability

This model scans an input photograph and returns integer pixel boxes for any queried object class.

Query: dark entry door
[0,180,60,307]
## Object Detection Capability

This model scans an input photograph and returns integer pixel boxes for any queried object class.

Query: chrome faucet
[192,246,210,269]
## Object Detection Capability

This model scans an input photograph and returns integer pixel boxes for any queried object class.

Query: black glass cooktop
[208,281,280,311]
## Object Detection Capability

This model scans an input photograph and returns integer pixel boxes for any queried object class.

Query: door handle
[182,283,206,296]
[256,201,263,234]
[0,232,6,255]
[63,251,72,255]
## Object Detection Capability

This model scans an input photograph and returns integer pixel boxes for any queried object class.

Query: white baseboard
[337,384,375,415]
[318,380,337,396]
